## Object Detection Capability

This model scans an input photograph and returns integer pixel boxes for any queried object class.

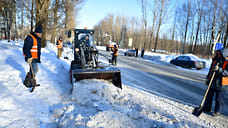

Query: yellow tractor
[68,29,122,89]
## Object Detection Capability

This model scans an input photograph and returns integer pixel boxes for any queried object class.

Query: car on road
[170,55,206,70]
[124,49,136,56]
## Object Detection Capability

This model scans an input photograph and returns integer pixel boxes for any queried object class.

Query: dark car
[124,49,136,56]
[170,55,206,70]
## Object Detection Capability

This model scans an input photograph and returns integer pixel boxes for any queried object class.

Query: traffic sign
[215,43,223,50]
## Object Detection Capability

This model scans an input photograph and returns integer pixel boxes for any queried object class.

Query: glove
[27,58,33,64]
[212,65,223,73]
[212,65,219,71]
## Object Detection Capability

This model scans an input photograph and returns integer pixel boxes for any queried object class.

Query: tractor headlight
[75,48,79,52]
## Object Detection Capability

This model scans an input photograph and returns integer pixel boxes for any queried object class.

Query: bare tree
[192,0,204,54]
[169,10,177,53]
[153,0,169,52]
[179,0,193,54]
[35,0,51,47]
[138,0,148,49]
[148,0,157,51]
[51,0,60,44]
[0,0,16,41]
[64,0,84,30]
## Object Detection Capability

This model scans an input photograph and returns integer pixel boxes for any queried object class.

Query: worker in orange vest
[56,36,63,59]
[23,27,42,88]
[203,49,228,116]
[112,45,118,65]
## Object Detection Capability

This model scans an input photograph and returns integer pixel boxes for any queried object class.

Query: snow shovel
[29,62,37,92]
[192,63,219,117]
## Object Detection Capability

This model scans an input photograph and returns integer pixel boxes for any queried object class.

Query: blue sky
[77,0,142,29]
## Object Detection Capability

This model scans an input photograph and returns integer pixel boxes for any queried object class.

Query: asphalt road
[99,51,228,116]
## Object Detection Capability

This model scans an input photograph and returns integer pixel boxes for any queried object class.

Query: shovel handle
[200,63,219,107]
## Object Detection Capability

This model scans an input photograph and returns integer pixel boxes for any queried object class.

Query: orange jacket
[222,61,228,85]
[57,40,63,48]
[30,34,38,59]
[113,48,118,56]
[23,34,38,59]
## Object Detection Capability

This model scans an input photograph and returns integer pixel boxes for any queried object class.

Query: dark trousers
[141,51,144,58]
[203,88,225,113]
[112,55,117,65]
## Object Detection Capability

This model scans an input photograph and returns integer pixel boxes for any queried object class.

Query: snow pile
[50,79,228,128]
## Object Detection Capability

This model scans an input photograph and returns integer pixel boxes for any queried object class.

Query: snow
[0,40,227,128]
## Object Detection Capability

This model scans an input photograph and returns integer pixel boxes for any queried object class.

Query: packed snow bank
[51,79,228,128]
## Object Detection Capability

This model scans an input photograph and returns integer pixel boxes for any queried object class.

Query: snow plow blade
[71,68,122,89]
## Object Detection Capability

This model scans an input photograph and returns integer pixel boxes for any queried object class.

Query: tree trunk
[192,8,202,54]
[51,0,59,44]
[223,24,228,48]
[153,1,163,52]
[30,0,34,33]
[21,2,24,39]
[35,0,51,48]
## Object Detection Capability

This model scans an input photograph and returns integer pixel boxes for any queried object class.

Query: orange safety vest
[57,40,63,48]
[23,34,38,59]
[222,61,228,85]
[209,60,228,85]
[113,48,118,56]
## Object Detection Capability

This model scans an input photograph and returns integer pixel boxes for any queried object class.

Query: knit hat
[34,27,43,33]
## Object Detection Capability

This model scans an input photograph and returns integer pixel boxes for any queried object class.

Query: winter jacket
[207,57,228,91]
[56,39,63,49]
[113,48,118,56]
[80,38,90,47]
[23,32,41,63]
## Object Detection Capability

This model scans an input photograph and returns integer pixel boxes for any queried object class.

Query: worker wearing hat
[23,27,43,88]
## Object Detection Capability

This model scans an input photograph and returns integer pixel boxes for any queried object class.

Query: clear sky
[77,0,142,29]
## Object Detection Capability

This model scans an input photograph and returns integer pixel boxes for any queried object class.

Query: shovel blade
[192,106,203,117]
[72,68,122,89]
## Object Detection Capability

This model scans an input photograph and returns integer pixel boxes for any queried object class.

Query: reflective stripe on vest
[57,40,63,48]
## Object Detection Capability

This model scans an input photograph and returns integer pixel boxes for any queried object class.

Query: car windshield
[78,34,94,46]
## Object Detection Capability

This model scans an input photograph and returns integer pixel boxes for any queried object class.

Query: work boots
[23,73,40,88]
[23,73,33,88]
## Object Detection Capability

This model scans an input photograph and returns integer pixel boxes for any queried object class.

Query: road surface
[99,50,228,116]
